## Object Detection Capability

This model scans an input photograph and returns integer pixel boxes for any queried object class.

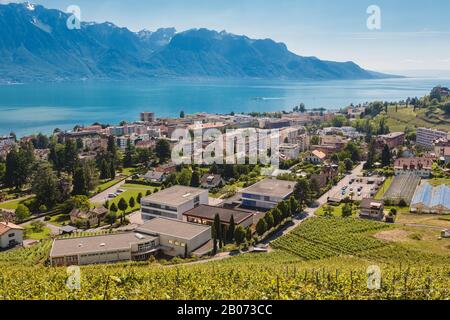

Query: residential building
[359,199,385,221]
[136,218,212,257]
[410,183,450,214]
[304,150,327,164]
[140,112,155,123]
[0,135,15,149]
[310,164,339,188]
[258,118,291,130]
[50,232,160,266]
[416,127,448,149]
[240,178,295,210]
[70,207,108,227]
[394,157,433,178]
[279,143,301,160]
[140,186,209,221]
[155,162,177,174]
[183,205,254,229]
[144,170,166,183]
[0,222,24,249]
[377,132,406,149]
[200,174,224,189]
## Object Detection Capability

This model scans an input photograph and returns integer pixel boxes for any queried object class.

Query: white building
[141,186,209,221]
[0,222,23,249]
[240,178,295,209]
[136,218,211,257]
[416,127,448,149]
[304,150,327,164]
[279,143,301,160]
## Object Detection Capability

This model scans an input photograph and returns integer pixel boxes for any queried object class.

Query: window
[8,233,15,238]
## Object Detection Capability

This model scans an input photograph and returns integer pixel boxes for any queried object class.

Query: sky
[3,0,450,74]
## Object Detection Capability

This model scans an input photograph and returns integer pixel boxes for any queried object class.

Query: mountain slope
[0,3,395,82]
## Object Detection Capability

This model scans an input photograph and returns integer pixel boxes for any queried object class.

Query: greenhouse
[410,183,450,215]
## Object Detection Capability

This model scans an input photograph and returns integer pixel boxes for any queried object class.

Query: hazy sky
[4,0,450,73]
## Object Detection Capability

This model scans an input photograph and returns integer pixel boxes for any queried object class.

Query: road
[90,179,127,205]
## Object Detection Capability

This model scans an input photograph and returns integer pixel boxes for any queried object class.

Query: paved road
[90,178,127,205]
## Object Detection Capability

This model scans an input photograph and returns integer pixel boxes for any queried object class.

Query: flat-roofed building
[140,112,155,123]
[50,232,160,266]
[416,127,448,149]
[359,198,384,221]
[141,186,209,221]
[183,205,254,229]
[240,178,295,210]
[136,218,211,257]
[279,143,301,160]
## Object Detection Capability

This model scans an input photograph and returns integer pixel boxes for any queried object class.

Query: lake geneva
[0,77,449,137]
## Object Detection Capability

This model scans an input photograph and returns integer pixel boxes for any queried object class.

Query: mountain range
[0,2,395,82]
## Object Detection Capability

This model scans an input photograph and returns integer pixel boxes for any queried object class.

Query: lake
[0,77,449,137]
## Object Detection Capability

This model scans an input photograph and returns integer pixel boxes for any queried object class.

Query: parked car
[108,193,117,199]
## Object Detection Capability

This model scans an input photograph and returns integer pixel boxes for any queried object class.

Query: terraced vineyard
[272,217,390,260]
[0,217,448,300]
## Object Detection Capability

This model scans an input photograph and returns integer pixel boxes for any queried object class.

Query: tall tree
[294,178,312,207]
[256,219,267,236]
[123,138,136,167]
[227,215,235,242]
[72,166,88,196]
[381,144,391,167]
[155,139,171,164]
[64,139,78,174]
[234,226,246,245]
[190,170,201,187]
[32,162,61,209]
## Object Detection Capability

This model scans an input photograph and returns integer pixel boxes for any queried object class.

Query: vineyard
[0,217,448,300]
[272,217,391,260]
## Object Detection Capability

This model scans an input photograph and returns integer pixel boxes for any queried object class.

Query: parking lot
[329,176,385,202]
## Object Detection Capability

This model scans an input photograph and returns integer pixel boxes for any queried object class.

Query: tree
[323,205,334,217]
[15,204,30,222]
[106,211,117,225]
[178,168,192,186]
[245,228,252,242]
[110,202,118,212]
[5,147,29,190]
[64,139,78,174]
[32,161,61,209]
[381,144,391,167]
[289,197,299,216]
[118,198,128,213]
[72,166,88,196]
[264,212,274,230]
[278,201,290,219]
[190,170,201,187]
[137,193,143,205]
[155,139,171,164]
[129,196,136,208]
[180,110,185,118]
[64,195,91,212]
[123,139,136,167]
[330,153,340,164]
[294,178,312,207]
[212,214,222,253]
[341,203,353,218]
[256,219,267,236]
[272,208,283,226]
[344,158,354,172]
[227,215,235,242]
[99,159,110,180]
[234,226,246,245]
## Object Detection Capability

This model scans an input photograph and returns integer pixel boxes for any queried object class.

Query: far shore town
[1,86,450,267]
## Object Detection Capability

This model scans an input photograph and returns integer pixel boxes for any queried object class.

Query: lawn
[374,176,393,200]
[105,184,155,214]
[0,196,34,210]
[95,178,123,194]
[47,213,71,227]
[424,178,450,186]
[315,204,351,217]
[24,225,52,240]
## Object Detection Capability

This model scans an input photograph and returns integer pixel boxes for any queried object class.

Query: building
[183,205,254,229]
[200,174,224,189]
[304,150,327,164]
[310,164,339,188]
[258,118,291,130]
[0,135,15,149]
[416,127,448,149]
[0,222,24,249]
[140,112,155,123]
[240,178,295,210]
[377,132,406,149]
[359,199,385,221]
[50,232,160,266]
[410,183,450,214]
[279,143,301,160]
[144,170,166,183]
[70,207,108,227]
[136,218,211,257]
[394,157,433,178]
[140,186,209,221]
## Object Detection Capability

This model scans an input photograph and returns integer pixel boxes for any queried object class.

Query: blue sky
[4,0,450,73]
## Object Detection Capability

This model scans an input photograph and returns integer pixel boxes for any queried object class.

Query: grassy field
[380,105,450,132]
[106,184,158,214]
[375,176,393,200]
[0,196,34,210]
[315,204,348,217]
[23,225,52,240]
